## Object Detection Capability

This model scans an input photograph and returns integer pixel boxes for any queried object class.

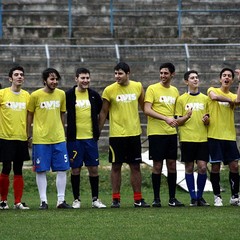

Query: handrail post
[115,44,120,62]
[45,44,50,68]
[184,43,190,71]
[0,0,2,38]
[68,0,72,38]
[177,0,182,38]
[110,0,114,37]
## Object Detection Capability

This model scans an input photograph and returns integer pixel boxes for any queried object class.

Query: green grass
[2,154,240,240]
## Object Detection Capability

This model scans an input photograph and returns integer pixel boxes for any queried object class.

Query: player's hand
[166,117,178,127]
[202,114,210,125]
[235,69,240,81]
[27,137,32,148]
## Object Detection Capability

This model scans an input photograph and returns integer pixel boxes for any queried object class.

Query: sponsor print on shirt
[116,93,137,102]
[159,96,176,104]
[40,100,60,109]
[5,102,26,111]
[185,103,204,111]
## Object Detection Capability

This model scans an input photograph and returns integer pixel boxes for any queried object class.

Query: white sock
[36,172,47,203]
[56,171,67,203]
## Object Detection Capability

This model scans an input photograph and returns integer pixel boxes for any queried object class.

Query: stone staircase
[2,0,240,45]
[1,0,240,150]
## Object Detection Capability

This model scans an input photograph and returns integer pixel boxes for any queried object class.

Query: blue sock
[197,173,207,199]
[185,173,196,199]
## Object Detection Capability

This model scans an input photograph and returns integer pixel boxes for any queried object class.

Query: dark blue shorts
[67,139,99,168]
[208,138,240,165]
[148,134,178,161]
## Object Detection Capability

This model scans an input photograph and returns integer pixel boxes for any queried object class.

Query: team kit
[0,62,240,210]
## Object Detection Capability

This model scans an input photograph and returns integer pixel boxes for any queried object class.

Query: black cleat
[134,199,150,208]
[168,198,185,207]
[39,201,48,210]
[111,199,120,208]
[152,199,162,207]
[197,198,210,206]
[57,201,72,209]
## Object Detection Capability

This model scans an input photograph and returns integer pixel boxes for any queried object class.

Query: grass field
[1,154,240,240]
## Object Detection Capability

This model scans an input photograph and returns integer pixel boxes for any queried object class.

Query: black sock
[89,176,99,200]
[152,173,161,200]
[229,172,239,197]
[168,172,177,199]
[210,172,221,196]
[71,174,80,200]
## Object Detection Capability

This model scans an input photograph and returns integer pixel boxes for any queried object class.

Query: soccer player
[175,70,210,206]
[27,68,72,209]
[66,67,106,209]
[144,62,184,207]
[0,65,30,210]
[208,67,240,206]
[99,62,150,208]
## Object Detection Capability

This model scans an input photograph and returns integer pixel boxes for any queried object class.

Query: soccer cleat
[168,198,185,207]
[14,202,30,210]
[0,200,9,210]
[134,199,150,208]
[197,198,210,207]
[39,201,48,210]
[190,199,198,207]
[57,201,72,209]
[92,199,106,208]
[72,199,81,209]
[229,196,240,206]
[214,196,223,207]
[111,199,120,208]
[152,199,162,207]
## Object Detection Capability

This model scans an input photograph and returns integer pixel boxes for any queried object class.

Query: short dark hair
[184,70,199,81]
[75,67,90,77]
[219,68,235,79]
[159,62,175,74]
[42,68,61,83]
[114,62,130,74]
[8,65,24,78]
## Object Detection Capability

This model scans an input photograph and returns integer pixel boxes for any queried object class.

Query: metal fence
[1,43,240,85]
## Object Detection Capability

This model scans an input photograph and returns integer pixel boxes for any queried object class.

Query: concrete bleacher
[2,0,240,45]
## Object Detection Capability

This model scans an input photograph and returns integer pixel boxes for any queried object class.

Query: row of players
[0,62,239,209]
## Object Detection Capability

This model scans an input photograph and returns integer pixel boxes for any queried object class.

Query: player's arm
[234,69,240,105]
[60,111,66,127]
[208,90,232,103]
[175,109,192,126]
[138,86,145,111]
[99,99,110,133]
[27,111,34,147]
[208,90,234,108]
[144,101,178,127]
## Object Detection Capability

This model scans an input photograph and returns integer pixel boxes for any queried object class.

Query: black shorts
[0,139,30,163]
[148,134,178,161]
[109,135,142,164]
[180,142,209,163]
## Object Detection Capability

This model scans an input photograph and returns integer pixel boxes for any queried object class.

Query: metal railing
[1,43,240,70]
[110,0,240,38]
[1,43,240,89]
